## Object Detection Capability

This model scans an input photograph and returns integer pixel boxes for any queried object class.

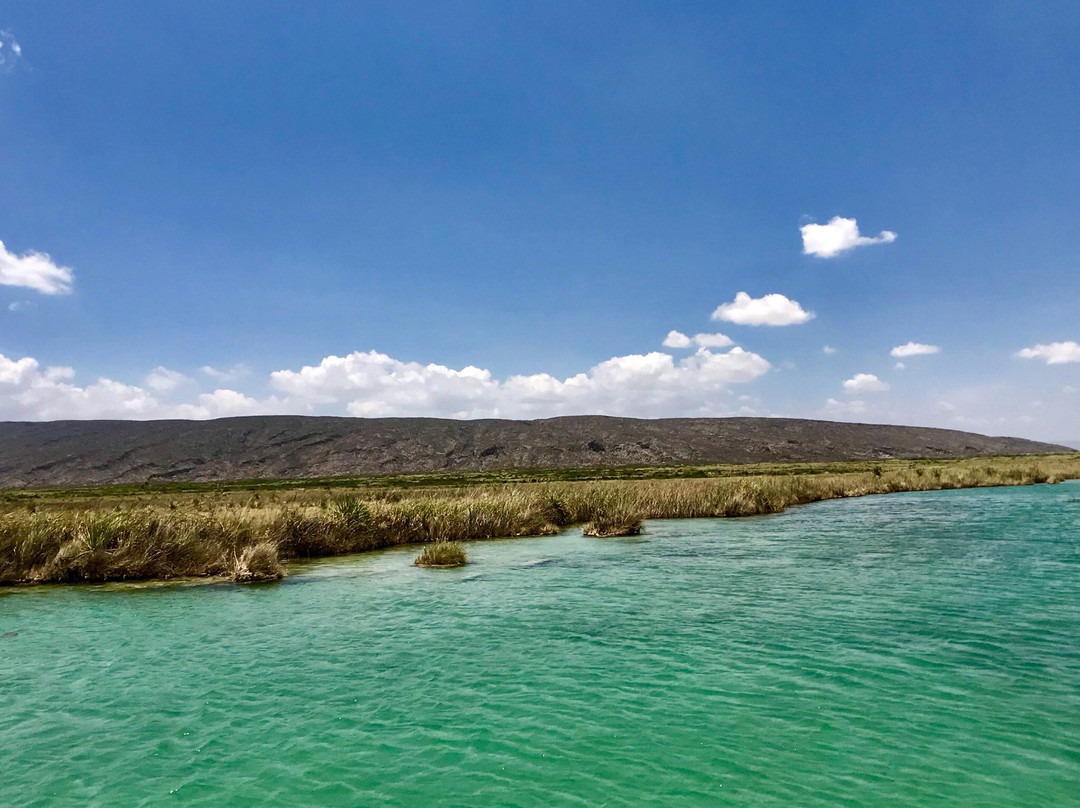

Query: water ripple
[2,482,1080,806]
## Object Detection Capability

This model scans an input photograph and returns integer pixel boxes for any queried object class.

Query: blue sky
[0,1,1077,440]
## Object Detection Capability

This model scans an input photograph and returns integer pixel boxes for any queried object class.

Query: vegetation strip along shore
[1,454,1077,585]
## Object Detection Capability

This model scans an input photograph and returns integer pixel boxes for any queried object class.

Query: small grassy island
[414,540,468,568]
[0,454,1077,586]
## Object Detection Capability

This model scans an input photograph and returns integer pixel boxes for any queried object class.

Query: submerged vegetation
[414,540,468,568]
[0,454,1076,586]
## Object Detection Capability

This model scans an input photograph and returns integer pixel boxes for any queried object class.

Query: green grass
[4,454,1067,505]
[414,540,468,568]
[0,454,1077,586]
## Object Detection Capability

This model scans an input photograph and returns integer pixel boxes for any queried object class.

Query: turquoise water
[3,483,1080,807]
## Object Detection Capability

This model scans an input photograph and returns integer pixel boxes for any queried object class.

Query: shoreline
[2,454,1078,588]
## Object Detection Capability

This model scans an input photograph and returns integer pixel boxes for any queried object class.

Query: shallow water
[3,482,1080,807]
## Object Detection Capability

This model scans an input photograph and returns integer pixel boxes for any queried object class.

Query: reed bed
[1,455,1077,585]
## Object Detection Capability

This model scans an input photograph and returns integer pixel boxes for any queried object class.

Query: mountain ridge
[0,415,1070,488]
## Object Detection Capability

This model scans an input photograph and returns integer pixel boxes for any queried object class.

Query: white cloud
[0,352,291,421]
[0,340,772,421]
[201,363,251,381]
[173,389,282,420]
[0,239,75,295]
[894,362,906,370]
[692,332,734,349]
[8,300,35,312]
[144,366,193,393]
[891,342,941,358]
[801,216,897,258]
[664,330,735,349]
[823,345,837,355]
[0,353,161,420]
[0,30,22,72]
[662,330,692,349]
[711,292,813,326]
[825,397,867,416]
[271,347,771,419]
[1016,341,1080,365]
[843,373,890,393]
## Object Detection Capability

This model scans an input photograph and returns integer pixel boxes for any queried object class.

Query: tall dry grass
[1,455,1077,585]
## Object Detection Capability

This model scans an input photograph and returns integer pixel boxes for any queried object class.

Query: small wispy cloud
[825,397,867,416]
[0,239,75,295]
[712,292,813,326]
[801,216,897,258]
[1016,341,1080,365]
[201,363,252,382]
[144,367,194,393]
[891,342,940,358]
[0,30,22,73]
[823,345,837,355]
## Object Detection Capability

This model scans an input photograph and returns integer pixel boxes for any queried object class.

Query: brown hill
[0,415,1070,488]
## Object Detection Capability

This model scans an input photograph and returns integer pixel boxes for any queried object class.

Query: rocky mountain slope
[0,415,1069,488]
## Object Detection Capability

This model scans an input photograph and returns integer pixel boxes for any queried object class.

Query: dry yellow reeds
[0,455,1076,586]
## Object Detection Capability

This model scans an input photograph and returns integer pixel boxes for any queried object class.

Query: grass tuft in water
[414,540,468,567]
[231,541,285,583]
[582,509,644,537]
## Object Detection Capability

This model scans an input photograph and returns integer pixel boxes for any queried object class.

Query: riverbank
[2,454,1077,585]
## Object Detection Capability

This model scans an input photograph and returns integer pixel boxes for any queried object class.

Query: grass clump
[582,509,644,537]
[414,540,468,568]
[231,541,285,583]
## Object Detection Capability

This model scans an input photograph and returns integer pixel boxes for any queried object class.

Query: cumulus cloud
[0,339,774,421]
[823,345,837,355]
[801,216,897,258]
[891,342,940,358]
[144,366,193,393]
[1016,341,1080,365]
[0,239,75,294]
[842,373,890,393]
[692,332,734,348]
[0,30,22,72]
[665,330,734,348]
[711,292,813,326]
[662,330,692,349]
[173,389,282,420]
[894,362,906,370]
[271,347,771,419]
[0,353,161,420]
[0,353,282,421]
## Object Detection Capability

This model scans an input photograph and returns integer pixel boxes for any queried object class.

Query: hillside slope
[0,415,1070,488]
